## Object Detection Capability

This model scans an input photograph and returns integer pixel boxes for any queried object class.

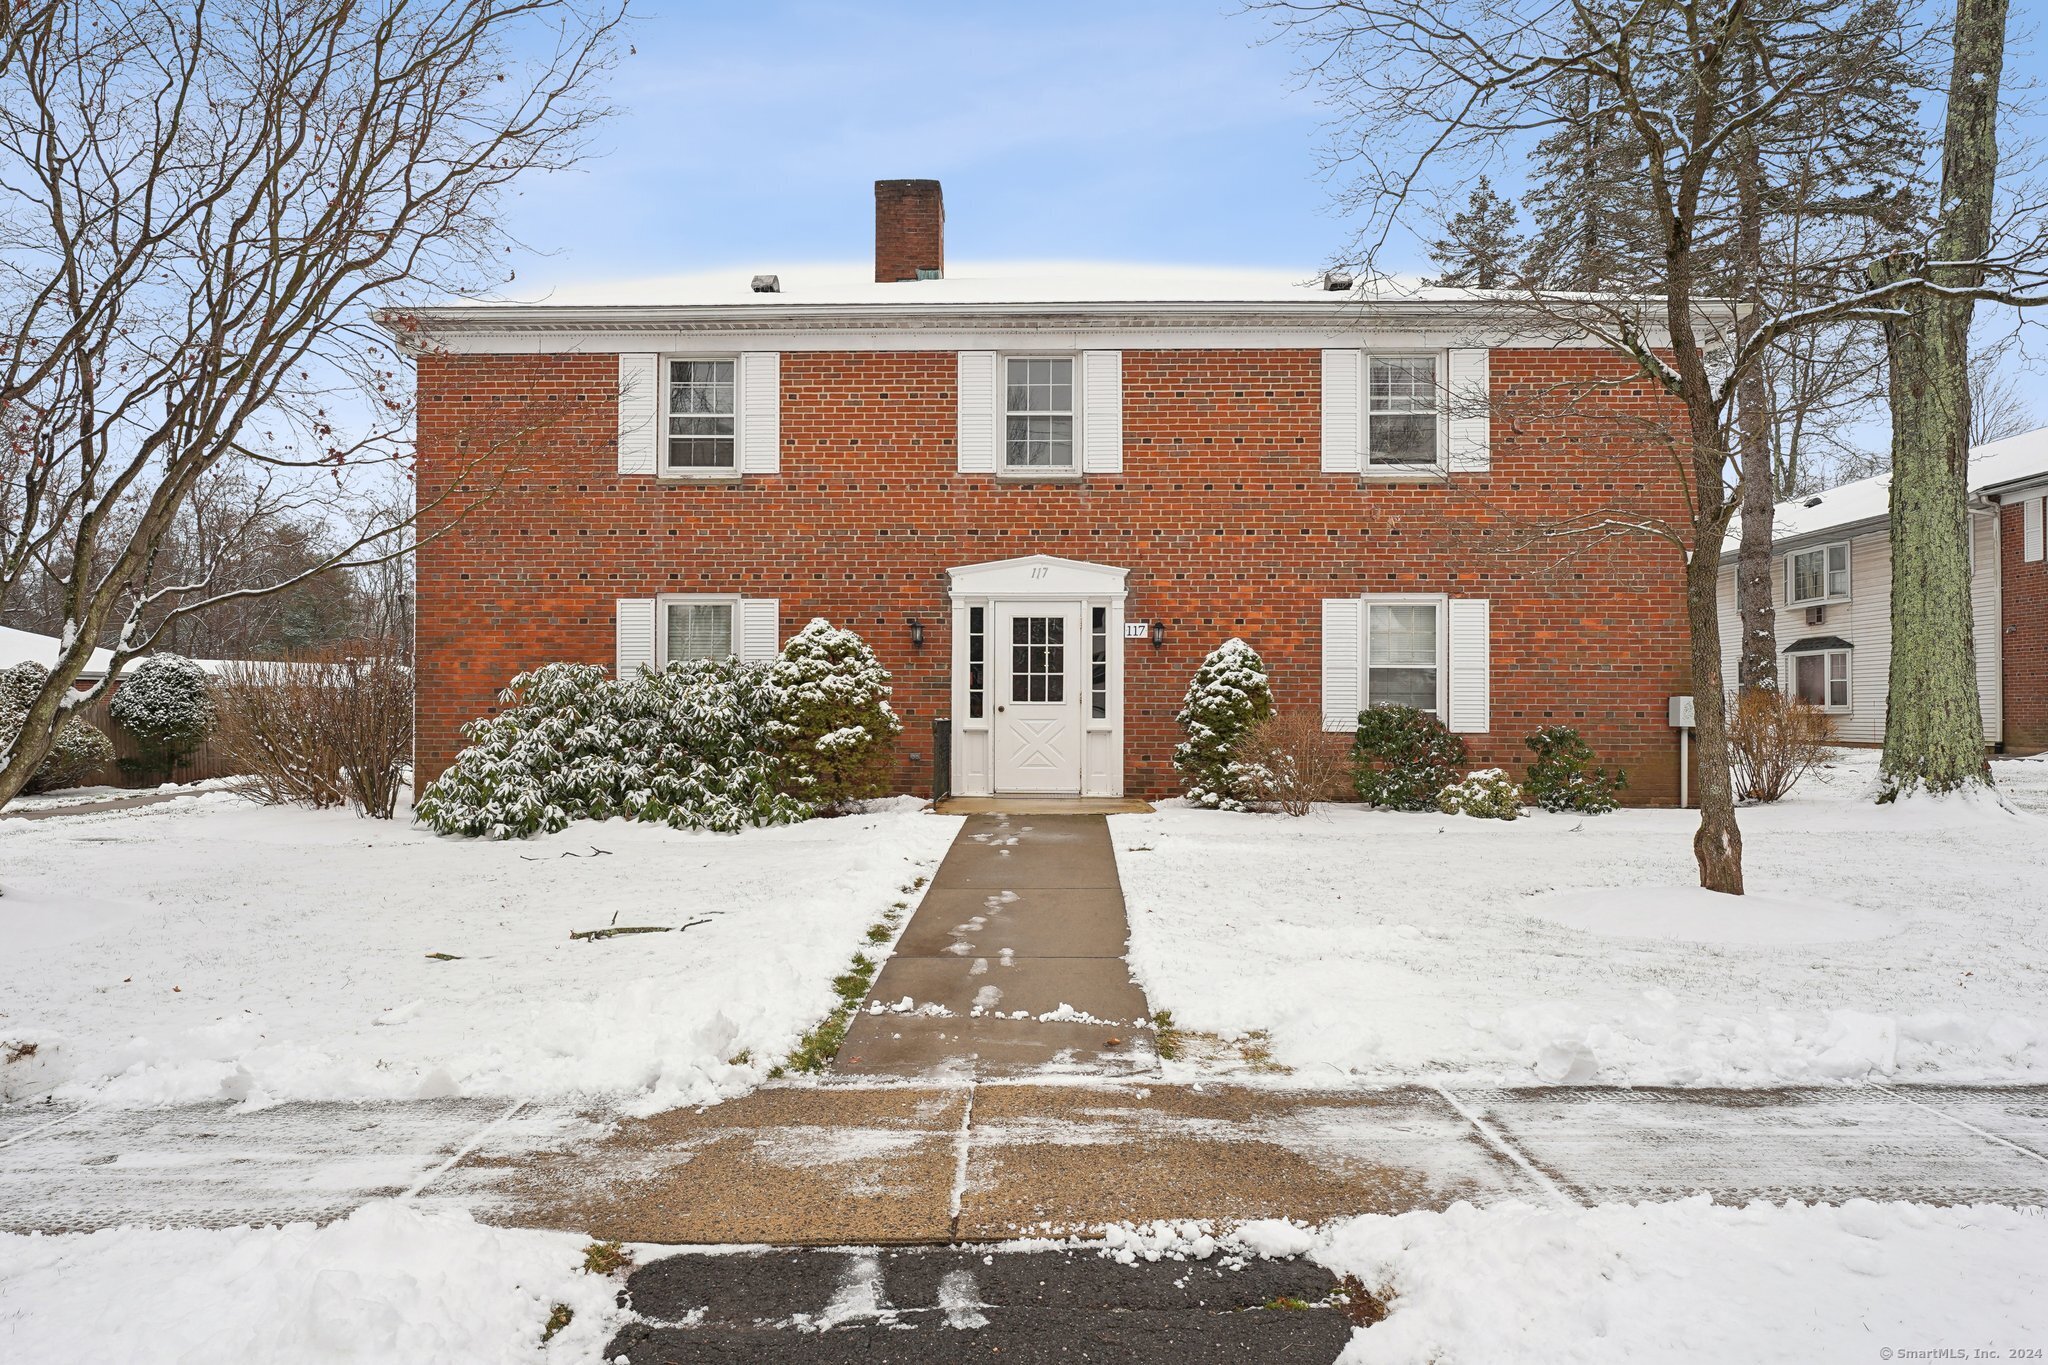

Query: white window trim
[1785,541,1851,607]
[1360,351,1448,480]
[1362,591,1449,716]
[658,355,742,481]
[1785,645,1852,714]
[656,593,742,664]
[998,353,1084,481]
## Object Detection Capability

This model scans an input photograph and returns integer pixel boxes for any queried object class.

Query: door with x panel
[992,603,1082,793]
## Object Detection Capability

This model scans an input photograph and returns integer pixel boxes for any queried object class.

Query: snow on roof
[0,626,318,681]
[1732,425,2048,548]
[518,260,1477,309]
[0,625,116,679]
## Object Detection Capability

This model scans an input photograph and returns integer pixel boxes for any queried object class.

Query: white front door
[993,603,1082,794]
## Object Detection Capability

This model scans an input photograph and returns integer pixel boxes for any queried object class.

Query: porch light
[1150,620,1166,648]
[909,617,925,649]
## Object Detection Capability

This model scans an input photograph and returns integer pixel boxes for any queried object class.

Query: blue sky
[505,2,1332,291]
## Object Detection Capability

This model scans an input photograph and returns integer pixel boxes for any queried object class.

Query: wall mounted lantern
[909,617,925,649]
[1150,620,1167,649]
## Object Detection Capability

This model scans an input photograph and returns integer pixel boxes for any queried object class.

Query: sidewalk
[834,813,1154,1078]
[13,1082,2042,1243]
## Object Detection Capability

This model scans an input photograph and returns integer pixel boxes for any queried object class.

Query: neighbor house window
[1789,648,1850,711]
[666,358,736,471]
[1787,542,1850,606]
[1366,355,1441,468]
[664,598,735,661]
[1365,599,1441,713]
[1005,357,1075,471]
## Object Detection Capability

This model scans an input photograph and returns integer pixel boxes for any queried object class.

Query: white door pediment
[947,554,1129,602]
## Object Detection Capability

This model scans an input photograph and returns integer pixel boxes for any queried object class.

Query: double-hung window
[1789,648,1850,711]
[663,597,736,662]
[1786,542,1850,606]
[666,358,736,472]
[1365,598,1443,713]
[1005,357,1075,472]
[1366,355,1442,469]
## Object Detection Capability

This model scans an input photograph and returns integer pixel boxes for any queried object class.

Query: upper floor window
[664,596,735,662]
[1366,598,1443,713]
[1787,542,1850,606]
[1367,355,1441,469]
[667,359,736,472]
[1005,357,1075,471]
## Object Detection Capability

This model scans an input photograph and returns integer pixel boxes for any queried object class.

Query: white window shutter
[1447,349,1491,473]
[616,598,656,678]
[739,351,780,474]
[617,354,659,476]
[957,351,998,473]
[1446,598,1491,733]
[1081,350,1123,474]
[739,598,781,663]
[2025,496,2045,562]
[1321,597,1362,732]
[1320,349,1362,473]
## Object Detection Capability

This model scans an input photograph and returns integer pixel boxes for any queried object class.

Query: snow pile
[1315,1197,2048,1363]
[1114,751,2048,1086]
[0,1201,622,1364]
[0,796,957,1110]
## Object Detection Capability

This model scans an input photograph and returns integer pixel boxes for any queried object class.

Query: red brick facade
[2000,498,2048,753]
[414,346,1696,803]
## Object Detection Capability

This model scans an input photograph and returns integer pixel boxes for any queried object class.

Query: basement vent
[750,274,781,294]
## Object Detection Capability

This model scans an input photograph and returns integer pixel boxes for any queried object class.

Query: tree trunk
[1687,535,1745,894]
[1874,0,2006,800]
[1732,40,1778,694]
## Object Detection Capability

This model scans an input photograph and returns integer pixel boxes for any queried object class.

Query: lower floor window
[1790,649,1850,710]
[1366,600,1441,713]
[666,599,735,661]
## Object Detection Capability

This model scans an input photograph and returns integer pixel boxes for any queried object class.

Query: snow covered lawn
[1115,752,2048,1086]
[0,1201,625,1364]
[1312,1197,2048,1363]
[0,794,959,1112]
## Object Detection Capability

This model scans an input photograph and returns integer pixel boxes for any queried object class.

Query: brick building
[1716,426,2048,754]
[397,180,1707,803]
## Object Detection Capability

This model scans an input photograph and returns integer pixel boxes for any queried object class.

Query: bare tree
[0,0,624,806]
[1968,346,2038,446]
[1257,0,2043,891]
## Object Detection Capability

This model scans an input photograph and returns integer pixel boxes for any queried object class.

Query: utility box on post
[1668,696,1695,807]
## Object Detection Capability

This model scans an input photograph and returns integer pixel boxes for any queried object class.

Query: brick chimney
[874,179,944,283]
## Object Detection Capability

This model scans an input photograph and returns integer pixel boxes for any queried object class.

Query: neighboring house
[395,179,1707,803]
[1717,426,2048,753]
[0,625,117,686]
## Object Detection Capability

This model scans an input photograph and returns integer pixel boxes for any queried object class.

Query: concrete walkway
[13,1083,2046,1242]
[834,814,1155,1079]
[0,790,198,821]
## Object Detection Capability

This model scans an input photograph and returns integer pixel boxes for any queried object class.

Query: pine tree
[1427,177,1525,288]
[1172,639,1274,811]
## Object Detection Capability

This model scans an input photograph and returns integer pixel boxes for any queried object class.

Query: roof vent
[750,274,781,294]
[1323,270,1355,292]
[1803,495,1823,508]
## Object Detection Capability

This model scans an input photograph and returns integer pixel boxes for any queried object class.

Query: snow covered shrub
[108,653,215,782]
[770,619,900,813]
[0,663,115,793]
[415,659,809,839]
[1173,638,1274,810]
[1522,724,1627,814]
[1437,768,1525,820]
[1230,711,1347,816]
[1729,687,1834,803]
[1352,705,1466,811]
